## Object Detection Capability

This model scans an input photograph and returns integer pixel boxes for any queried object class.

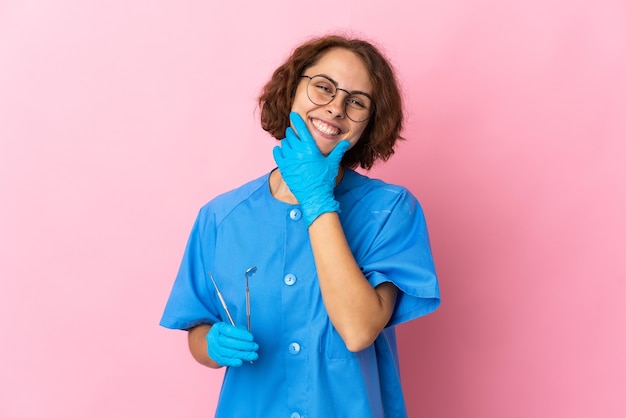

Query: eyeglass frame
[299,74,375,122]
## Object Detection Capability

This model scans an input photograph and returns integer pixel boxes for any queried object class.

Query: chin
[315,142,335,156]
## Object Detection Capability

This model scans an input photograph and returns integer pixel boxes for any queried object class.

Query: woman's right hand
[272,112,350,227]
[206,322,259,367]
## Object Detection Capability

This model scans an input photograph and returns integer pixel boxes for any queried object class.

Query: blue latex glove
[272,112,350,226]
[206,322,259,367]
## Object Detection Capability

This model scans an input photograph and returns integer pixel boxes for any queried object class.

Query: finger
[282,129,298,152]
[223,358,244,367]
[282,128,312,159]
[217,353,244,367]
[218,324,255,341]
[285,126,321,157]
[208,347,244,367]
[219,335,259,352]
[213,343,258,362]
[272,145,284,165]
[328,140,350,161]
[284,127,298,143]
[289,112,314,144]
[240,350,259,362]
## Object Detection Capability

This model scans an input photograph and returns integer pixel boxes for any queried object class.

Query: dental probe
[208,271,235,326]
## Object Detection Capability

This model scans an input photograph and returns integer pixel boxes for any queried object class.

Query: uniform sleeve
[159,208,221,330]
[362,191,440,326]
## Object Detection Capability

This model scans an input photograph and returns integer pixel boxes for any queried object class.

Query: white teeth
[312,119,340,136]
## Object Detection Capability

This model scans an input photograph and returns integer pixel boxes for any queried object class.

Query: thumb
[328,140,350,162]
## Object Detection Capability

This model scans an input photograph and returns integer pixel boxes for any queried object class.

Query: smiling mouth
[311,118,341,136]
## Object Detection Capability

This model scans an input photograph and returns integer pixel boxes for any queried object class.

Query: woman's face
[290,47,373,156]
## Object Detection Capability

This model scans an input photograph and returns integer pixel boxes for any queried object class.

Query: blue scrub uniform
[160,168,440,418]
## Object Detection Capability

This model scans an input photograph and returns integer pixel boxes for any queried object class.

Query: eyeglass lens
[306,75,372,122]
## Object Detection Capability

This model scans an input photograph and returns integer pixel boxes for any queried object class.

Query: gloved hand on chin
[206,322,259,367]
[272,112,350,227]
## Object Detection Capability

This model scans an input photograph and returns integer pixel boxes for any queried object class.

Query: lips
[311,118,342,136]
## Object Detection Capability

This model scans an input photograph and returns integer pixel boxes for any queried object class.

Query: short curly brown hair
[258,34,404,170]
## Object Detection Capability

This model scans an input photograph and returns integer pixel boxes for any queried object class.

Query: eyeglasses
[300,75,374,122]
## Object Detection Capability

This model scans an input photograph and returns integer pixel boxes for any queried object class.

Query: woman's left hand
[273,112,350,227]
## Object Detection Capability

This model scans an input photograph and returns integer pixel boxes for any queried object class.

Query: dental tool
[244,266,257,332]
[208,271,235,326]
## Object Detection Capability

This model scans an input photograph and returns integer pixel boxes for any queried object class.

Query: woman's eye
[347,97,366,109]
[315,84,334,94]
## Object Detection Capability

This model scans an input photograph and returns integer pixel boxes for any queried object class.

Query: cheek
[290,86,309,112]
[348,125,367,145]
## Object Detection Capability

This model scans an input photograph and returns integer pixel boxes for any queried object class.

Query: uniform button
[284,274,297,286]
[290,413,301,418]
[289,208,302,221]
[289,342,301,355]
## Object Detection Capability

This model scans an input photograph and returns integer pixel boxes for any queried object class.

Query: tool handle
[209,272,236,326]
[218,292,236,326]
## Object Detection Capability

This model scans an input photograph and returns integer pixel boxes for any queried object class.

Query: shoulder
[196,172,270,225]
[338,169,422,215]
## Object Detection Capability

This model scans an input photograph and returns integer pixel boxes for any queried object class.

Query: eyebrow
[316,73,373,99]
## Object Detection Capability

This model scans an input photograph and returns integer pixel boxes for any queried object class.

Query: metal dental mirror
[244,266,257,332]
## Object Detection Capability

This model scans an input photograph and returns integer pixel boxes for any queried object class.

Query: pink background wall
[1,1,624,417]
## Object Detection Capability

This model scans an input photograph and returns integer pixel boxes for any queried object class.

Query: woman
[160,34,440,417]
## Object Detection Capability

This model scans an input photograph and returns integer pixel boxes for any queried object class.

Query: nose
[324,91,348,118]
